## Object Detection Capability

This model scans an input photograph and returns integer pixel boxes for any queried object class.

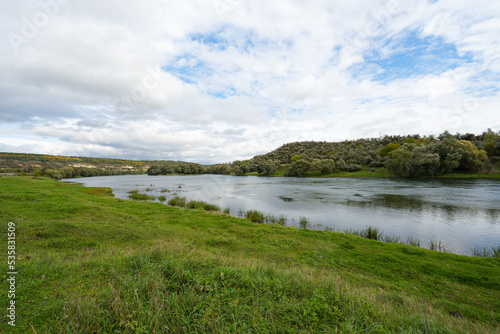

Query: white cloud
[0,0,499,163]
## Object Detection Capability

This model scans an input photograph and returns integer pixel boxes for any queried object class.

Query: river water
[64,174,500,256]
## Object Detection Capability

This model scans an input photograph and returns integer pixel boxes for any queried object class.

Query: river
[64,174,500,256]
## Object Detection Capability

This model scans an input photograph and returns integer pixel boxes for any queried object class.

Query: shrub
[345,164,362,172]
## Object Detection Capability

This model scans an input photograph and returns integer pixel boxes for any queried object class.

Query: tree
[455,140,488,171]
[290,155,302,163]
[285,160,310,177]
[336,158,348,171]
[311,159,335,174]
[418,152,440,177]
[385,145,420,177]
[377,143,401,158]
[256,160,279,176]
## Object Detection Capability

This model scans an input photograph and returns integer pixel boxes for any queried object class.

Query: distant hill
[0,153,202,179]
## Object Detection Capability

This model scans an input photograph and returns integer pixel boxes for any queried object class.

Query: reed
[406,236,421,247]
[299,217,310,229]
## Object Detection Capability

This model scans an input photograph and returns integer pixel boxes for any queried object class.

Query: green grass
[1,176,499,333]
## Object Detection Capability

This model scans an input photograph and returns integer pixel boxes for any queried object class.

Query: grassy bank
[1,177,499,333]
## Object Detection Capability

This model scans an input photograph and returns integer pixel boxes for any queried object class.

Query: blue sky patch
[163,56,213,84]
[353,30,473,82]
[208,87,236,99]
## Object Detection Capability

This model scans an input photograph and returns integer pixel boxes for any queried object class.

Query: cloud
[0,0,499,163]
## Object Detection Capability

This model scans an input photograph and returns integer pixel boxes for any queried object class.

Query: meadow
[0,176,499,333]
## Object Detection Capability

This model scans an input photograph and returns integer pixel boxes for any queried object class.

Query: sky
[1,0,499,164]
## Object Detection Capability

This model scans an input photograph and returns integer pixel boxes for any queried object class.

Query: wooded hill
[205,130,500,177]
[0,153,202,179]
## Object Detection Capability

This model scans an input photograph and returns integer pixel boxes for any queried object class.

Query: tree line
[194,129,499,178]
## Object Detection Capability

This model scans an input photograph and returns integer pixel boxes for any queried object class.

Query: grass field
[0,176,499,333]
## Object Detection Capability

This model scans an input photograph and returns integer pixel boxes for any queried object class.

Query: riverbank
[253,165,500,179]
[1,176,499,333]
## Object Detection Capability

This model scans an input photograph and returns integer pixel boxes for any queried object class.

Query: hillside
[200,130,500,178]
[0,153,203,179]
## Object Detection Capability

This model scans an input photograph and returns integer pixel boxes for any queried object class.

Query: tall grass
[245,210,265,223]
[384,234,400,243]
[406,236,421,247]
[365,226,382,240]
[186,200,221,212]
[344,226,382,240]
[265,214,287,226]
[299,217,310,229]
[471,246,500,258]
[127,190,156,201]
[429,238,448,252]
[168,196,186,207]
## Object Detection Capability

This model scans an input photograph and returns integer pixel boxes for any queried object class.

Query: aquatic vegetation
[168,196,186,207]
[471,246,500,258]
[384,234,401,243]
[265,214,287,226]
[429,238,448,252]
[127,189,156,201]
[186,200,221,212]
[365,226,382,240]
[406,236,421,247]
[299,217,310,229]
[245,210,265,223]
